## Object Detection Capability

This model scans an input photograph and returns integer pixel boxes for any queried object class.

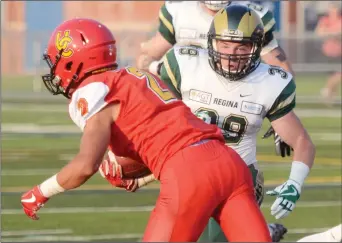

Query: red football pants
[142,140,271,242]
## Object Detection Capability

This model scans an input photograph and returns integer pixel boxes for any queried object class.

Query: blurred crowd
[313,2,341,102]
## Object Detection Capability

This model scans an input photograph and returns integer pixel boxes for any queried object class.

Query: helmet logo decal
[56,30,74,58]
[77,98,89,116]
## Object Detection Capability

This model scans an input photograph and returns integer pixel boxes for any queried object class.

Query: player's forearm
[272,114,315,185]
[292,132,315,169]
[138,33,173,73]
[141,33,173,60]
[262,46,295,76]
[39,155,100,197]
[140,43,165,62]
[57,157,99,189]
[289,132,315,186]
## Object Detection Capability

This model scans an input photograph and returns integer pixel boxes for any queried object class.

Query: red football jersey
[69,67,224,177]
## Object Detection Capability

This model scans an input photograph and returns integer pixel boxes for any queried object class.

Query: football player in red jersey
[21,18,271,242]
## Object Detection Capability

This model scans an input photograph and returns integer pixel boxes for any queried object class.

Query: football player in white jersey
[137,1,293,76]
[138,0,294,161]
[158,5,315,242]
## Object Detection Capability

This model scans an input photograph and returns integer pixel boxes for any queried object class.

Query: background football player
[137,0,294,160]
[137,1,293,76]
[157,5,315,242]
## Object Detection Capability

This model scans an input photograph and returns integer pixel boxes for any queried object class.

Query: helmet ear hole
[80,34,87,45]
[65,61,73,71]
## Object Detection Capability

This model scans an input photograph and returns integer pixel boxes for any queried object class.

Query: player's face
[216,40,253,72]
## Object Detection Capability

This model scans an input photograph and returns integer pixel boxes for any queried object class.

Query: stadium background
[1,1,341,242]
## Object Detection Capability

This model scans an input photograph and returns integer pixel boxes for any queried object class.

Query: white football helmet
[204,1,230,11]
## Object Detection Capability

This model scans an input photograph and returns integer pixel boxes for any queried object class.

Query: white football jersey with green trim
[160,1,277,54]
[164,1,212,48]
[162,46,294,165]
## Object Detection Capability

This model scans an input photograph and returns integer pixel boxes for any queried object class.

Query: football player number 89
[126,67,177,104]
[195,107,248,145]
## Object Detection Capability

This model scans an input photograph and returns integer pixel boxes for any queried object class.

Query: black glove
[262,126,292,157]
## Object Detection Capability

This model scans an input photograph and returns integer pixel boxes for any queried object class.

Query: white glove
[266,180,301,219]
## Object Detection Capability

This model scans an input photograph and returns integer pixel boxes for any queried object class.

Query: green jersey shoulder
[160,45,208,98]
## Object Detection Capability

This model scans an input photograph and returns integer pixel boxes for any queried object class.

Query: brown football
[107,151,151,179]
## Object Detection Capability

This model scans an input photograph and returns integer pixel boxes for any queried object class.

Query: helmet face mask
[209,38,262,80]
[41,50,78,98]
[208,5,264,81]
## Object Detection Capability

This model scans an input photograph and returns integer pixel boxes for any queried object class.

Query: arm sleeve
[159,48,182,99]
[158,2,176,45]
[257,5,279,55]
[69,82,110,131]
[266,79,296,122]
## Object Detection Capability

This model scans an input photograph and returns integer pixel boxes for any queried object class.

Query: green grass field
[1,74,341,242]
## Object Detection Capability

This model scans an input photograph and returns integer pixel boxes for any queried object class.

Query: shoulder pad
[69,82,110,130]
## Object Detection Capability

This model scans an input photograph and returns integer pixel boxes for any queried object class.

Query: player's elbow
[302,137,316,159]
[304,132,315,153]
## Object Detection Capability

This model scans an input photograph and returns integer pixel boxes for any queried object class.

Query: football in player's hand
[107,151,151,179]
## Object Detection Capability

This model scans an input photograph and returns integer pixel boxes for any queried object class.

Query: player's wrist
[289,161,310,189]
[137,174,156,188]
[39,174,66,198]
[29,185,49,202]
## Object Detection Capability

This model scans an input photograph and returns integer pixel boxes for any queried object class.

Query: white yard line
[2,206,154,215]
[2,104,67,113]
[2,124,341,142]
[2,165,340,176]
[294,109,341,118]
[311,133,341,142]
[1,169,59,176]
[0,228,334,242]
[1,233,142,242]
[2,124,80,134]
[3,105,341,117]
[2,201,341,215]
[1,229,73,237]
[288,227,331,234]
[296,96,341,105]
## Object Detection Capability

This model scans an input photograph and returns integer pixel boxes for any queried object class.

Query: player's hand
[274,132,292,157]
[21,186,49,220]
[111,177,138,192]
[266,180,301,219]
[262,126,292,157]
[99,158,138,192]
